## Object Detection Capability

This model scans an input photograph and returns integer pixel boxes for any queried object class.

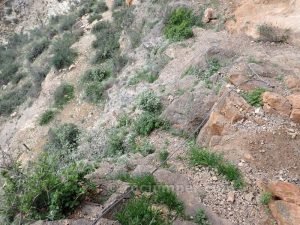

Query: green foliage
[51,34,78,70]
[0,46,19,85]
[84,82,105,103]
[153,187,184,214]
[117,114,132,127]
[116,196,167,225]
[106,128,127,156]
[59,14,77,31]
[54,83,75,108]
[88,13,103,23]
[134,112,169,136]
[45,123,80,159]
[159,150,169,163]
[136,90,162,113]
[258,24,289,43]
[0,83,32,116]
[113,0,124,9]
[128,69,158,85]
[242,88,265,107]
[92,21,111,33]
[27,38,50,62]
[194,209,210,225]
[189,145,244,189]
[135,139,155,156]
[260,192,272,205]
[82,67,111,83]
[0,154,94,222]
[119,173,157,192]
[164,7,195,41]
[39,109,56,125]
[199,59,221,88]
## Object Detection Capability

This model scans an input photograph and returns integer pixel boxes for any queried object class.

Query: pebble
[227,191,235,203]
[212,176,218,181]
[245,192,254,202]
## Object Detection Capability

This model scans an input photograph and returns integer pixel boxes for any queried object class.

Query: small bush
[54,83,75,108]
[93,1,109,13]
[158,150,169,163]
[258,24,289,43]
[153,186,184,214]
[45,123,81,156]
[136,90,162,113]
[134,112,169,136]
[88,13,102,23]
[128,69,158,85]
[81,67,111,83]
[27,38,50,62]
[92,21,111,33]
[242,88,265,107]
[59,14,77,31]
[119,173,157,192]
[194,209,210,225]
[189,145,244,189]
[39,109,56,125]
[113,0,124,9]
[116,196,166,225]
[106,128,127,156]
[117,114,132,127]
[260,192,272,205]
[135,139,155,156]
[164,7,195,41]
[84,82,105,103]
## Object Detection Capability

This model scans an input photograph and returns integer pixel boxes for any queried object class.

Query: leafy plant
[54,83,75,108]
[260,192,272,205]
[39,109,56,125]
[118,173,157,192]
[242,88,265,107]
[128,69,158,85]
[135,139,155,156]
[189,145,244,189]
[158,150,169,163]
[136,90,162,113]
[106,128,127,156]
[164,7,195,41]
[194,208,210,225]
[84,82,105,103]
[59,14,77,31]
[82,67,111,83]
[27,38,50,62]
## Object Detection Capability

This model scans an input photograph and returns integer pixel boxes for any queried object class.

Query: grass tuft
[39,109,56,125]
[260,192,272,205]
[54,83,75,108]
[242,88,265,107]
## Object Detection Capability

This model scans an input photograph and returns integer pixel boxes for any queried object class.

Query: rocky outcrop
[284,75,300,91]
[162,90,217,133]
[197,89,250,146]
[287,94,300,123]
[262,92,292,117]
[261,181,300,225]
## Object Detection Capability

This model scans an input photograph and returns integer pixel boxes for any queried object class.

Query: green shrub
[59,14,77,31]
[88,13,102,23]
[113,0,124,9]
[136,90,162,113]
[45,123,80,157]
[164,7,195,41]
[134,112,169,136]
[242,88,265,107]
[194,209,210,225]
[118,173,157,192]
[258,24,289,43]
[27,38,50,62]
[117,114,132,127]
[81,67,111,83]
[135,139,155,156]
[106,128,127,156]
[39,109,56,125]
[116,196,167,225]
[93,1,108,13]
[92,21,111,33]
[0,83,32,116]
[189,145,244,189]
[84,82,105,103]
[54,83,75,108]
[0,154,94,222]
[128,69,158,85]
[260,192,272,205]
[197,59,221,88]
[51,34,78,70]
[158,150,169,163]
[0,61,19,85]
[153,186,184,214]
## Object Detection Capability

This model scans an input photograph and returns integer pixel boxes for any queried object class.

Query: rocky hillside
[0,0,300,225]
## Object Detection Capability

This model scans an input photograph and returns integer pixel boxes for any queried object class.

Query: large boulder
[287,94,300,122]
[262,92,292,117]
[162,89,217,133]
[269,201,300,225]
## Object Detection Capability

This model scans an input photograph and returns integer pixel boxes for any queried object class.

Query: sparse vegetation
[260,192,272,205]
[82,66,111,83]
[59,14,78,31]
[128,68,159,85]
[258,24,289,43]
[106,128,127,156]
[158,150,169,163]
[136,90,162,113]
[164,7,195,41]
[194,208,210,225]
[242,88,265,107]
[54,83,75,108]
[189,144,244,189]
[39,109,56,125]
[27,38,50,62]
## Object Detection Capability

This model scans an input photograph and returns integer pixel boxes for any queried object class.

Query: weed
[116,196,167,225]
[88,13,102,23]
[84,82,105,103]
[106,128,127,156]
[128,69,158,85]
[158,150,169,163]
[91,21,111,34]
[119,173,157,192]
[27,38,50,62]
[117,114,132,128]
[134,112,169,136]
[258,24,289,43]
[153,186,184,214]
[194,208,210,225]
[135,139,155,156]
[242,88,265,107]
[54,83,75,108]
[164,7,195,41]
[39,109,56,125]
[183,65,201,77]
[59,14,77,31]
[136,90,162,113]
[82,67,111,83]
[189,145,244,189]
[260,192,272,205]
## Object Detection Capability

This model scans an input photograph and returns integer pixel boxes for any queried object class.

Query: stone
[69,64,76,70]
[269,200,300,225]
[227,192,235,203]
[284,75,300,90]
[262,92,291,117]
[203,8,214,23]
[10,112,17,117]
[264,181,300,205]
[212,176,218,181]
[228,74,248,87]
[245,192,254,202]
[287,94,300,122]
